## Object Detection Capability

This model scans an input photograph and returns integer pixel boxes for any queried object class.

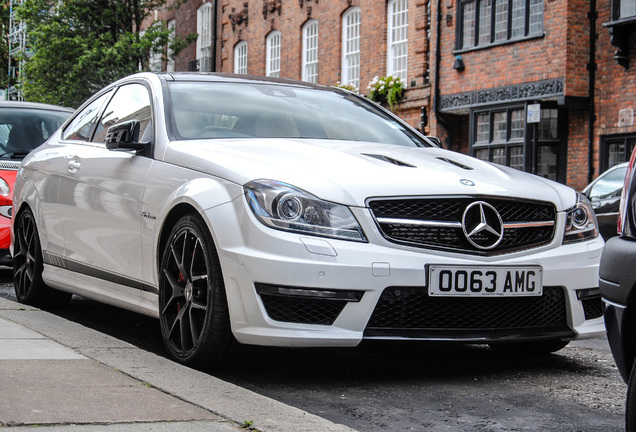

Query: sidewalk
[0,296,357,432]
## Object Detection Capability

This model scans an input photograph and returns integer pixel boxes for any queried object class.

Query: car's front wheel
[158,214,239,369]
[13,208,71,308]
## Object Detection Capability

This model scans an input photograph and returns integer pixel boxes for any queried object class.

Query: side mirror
[425,136,444,148]
[105,120,148,151]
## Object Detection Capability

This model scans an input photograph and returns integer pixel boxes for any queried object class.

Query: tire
[158,214,240,369]
[488,339,569,355]
[13,208,72,309]
[626,359,636,430]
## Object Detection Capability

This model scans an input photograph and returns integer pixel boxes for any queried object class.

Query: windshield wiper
[0,150,31,159]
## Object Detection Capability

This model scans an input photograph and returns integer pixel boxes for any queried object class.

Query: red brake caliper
[177,272,186,313]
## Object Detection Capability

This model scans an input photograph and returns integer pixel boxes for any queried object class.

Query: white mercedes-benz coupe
[12,72,605,368]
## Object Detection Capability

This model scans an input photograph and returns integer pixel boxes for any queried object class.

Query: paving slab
[0,296,357,432]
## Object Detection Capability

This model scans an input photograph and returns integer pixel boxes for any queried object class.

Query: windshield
[168,81,428,147]
[0,107,71,159]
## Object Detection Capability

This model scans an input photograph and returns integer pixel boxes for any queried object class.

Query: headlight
[245,179,366,242]
[0,178,9,197]
[563,192,599,244]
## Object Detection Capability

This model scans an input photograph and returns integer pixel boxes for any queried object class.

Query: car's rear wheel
[488,339,569,354]
[13,208,72,308]
[159,214,239,369]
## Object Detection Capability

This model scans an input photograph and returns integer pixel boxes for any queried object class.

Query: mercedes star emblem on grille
[461,201,504,250]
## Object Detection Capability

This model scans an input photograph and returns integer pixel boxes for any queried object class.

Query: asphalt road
[0,269,626,431]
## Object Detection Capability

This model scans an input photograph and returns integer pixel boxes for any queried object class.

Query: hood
[163,138,577,210]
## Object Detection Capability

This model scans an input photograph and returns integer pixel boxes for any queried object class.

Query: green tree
[16,0,194,107]
[0,3,10,94]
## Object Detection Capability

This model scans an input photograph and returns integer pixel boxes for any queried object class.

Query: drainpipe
[434,0,452,148]
[212,0,218,72]
[587,0,597,183]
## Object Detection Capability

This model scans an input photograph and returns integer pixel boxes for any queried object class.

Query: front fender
[141,165,244,288]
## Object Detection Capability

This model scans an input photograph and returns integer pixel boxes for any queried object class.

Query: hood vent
[363,153,416,168]
[436,157,473,170]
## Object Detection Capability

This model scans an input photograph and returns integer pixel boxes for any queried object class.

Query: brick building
[432,0,636,190]
[150,0,635,190]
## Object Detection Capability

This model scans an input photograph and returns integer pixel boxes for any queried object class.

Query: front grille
[368,197,556,255]
[0,161,20,170]
[364,286,571,339]
[582,296,603,320]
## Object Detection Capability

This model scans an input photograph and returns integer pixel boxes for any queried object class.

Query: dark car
[599,150,636,428]
[582,162,628,240]
[0,101,73,266]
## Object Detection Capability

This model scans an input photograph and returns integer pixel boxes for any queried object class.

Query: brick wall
[218,0,431,131]
[595,5,636,150]
[149,0,635,189]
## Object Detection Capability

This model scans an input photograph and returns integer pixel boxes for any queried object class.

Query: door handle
[67,157,81,173]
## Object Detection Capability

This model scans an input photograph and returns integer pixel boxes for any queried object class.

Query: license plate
[428,265,543,297]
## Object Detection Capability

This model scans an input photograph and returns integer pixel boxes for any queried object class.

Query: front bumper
[208,201,606,348]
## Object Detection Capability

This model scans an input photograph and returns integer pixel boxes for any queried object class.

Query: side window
[63,91,113,141]
[92,83,152,144]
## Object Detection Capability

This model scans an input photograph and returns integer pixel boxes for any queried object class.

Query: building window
[145,28,163,72]
[387,0,408,81]
[602,135,636,172]
[459,0,544,49]
[535,108,560,180]
[342,7,361,90]
[234,41,247,74]
[302,20,319,83]
[472,106,526,172]
[617,0,636,18]
[197,2,213,72]
[167,19,176,72]
[266,31,281,78]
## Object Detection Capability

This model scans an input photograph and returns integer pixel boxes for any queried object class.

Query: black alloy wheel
[13,208,71,308]
[159,214,239,369]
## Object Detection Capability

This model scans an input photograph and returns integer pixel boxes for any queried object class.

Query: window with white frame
[460,0,544,50]
[167,19,176,72]
[266,31,281,78]
[302,20,319,83]
[387,0,408,81]
[143,29,163,72]
[197,2,213,72]
[234,41,247,74]
[342,7,361,90]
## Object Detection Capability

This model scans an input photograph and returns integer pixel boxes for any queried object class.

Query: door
[58,83,154,287]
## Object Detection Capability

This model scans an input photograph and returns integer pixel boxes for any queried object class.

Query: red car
[0,101,73,266]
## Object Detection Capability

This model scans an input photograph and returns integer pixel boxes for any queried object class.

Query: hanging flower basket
[367,75,404,111]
